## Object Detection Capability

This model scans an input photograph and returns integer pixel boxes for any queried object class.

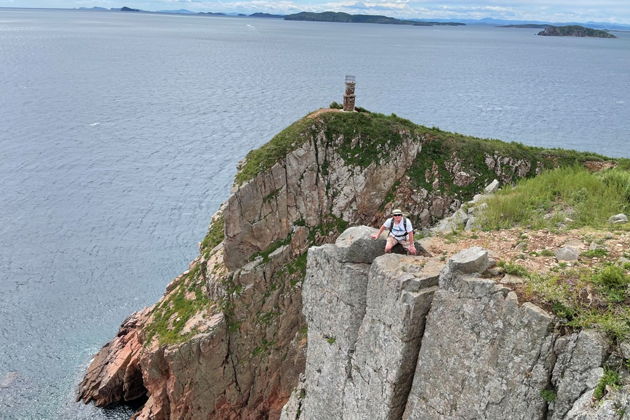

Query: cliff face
[283,229,629,420]
[77,110,613,419]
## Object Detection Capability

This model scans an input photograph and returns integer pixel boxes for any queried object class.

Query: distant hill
[157,9,195,14]
[538,25,616,38]
[198,12,226,16]
[284,11,464,26]
[250,13,285,18]
[120,6,141,12]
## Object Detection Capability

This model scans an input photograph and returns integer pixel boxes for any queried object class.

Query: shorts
[386,236,414,252]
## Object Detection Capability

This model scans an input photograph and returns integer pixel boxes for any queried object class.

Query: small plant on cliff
[581,249,609,258]
[593,368,621,400]
[144,266,213,346]
[200,215,224,258]
[540,388,556,402]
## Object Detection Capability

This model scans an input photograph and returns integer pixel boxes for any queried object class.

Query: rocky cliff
[77,109,620,419]
[281,229,630,419]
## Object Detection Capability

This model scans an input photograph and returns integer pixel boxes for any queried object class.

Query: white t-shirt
[383,217,413,239]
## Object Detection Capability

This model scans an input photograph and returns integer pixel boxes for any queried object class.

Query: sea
[0,8,629,419]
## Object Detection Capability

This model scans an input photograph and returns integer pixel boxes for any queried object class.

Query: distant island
[120,6,140,12]
[284,11,465,26]
[250,12,285,19]
[537,25,616,38]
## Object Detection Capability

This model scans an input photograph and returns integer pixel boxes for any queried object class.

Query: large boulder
[403,248,556,419]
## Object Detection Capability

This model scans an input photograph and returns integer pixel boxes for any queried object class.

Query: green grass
[200,215,224,258]
[235,115,318,186]
[593,368,621,400]
[144,266,213,346]
[251,339,274,357]
[233,109,615,199]
[250,237,292,263]
[581,249,609,258]
[498,261,530,277]
[320,111,419,168]
[523,262,630,340]
[479,166,630,231]
[307,215,349,245]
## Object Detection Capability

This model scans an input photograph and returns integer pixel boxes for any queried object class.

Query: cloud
[344,1,409,11]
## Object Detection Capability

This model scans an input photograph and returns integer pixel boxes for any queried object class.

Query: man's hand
[409,245,417,255]
[370,233,379,240]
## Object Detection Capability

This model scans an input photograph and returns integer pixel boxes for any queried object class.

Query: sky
[1,0,630,24]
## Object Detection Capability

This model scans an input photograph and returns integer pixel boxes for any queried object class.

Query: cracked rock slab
[403,252,556,420]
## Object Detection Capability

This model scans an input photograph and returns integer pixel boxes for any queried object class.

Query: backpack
[388,217,410,238]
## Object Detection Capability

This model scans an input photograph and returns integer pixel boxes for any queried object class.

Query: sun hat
[391,209,403,216]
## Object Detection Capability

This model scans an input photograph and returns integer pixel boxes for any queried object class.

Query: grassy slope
[234,110,612,188]
[479,166,630,340]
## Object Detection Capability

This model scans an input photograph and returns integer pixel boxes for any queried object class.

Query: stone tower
[343,75,356,111]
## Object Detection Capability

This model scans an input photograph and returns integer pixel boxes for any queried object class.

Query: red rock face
[77,308,151,407]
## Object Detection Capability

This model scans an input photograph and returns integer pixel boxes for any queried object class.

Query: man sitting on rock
[370,209,417,255]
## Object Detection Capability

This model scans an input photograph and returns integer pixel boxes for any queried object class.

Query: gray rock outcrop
[223,125,422,270]
[298,227,440,420]
[550,330,608,419]
[403,249,556,419]
[556,246,580,261]
[609,214,628,224]
[287,238,630,420]
[431,180,498,233]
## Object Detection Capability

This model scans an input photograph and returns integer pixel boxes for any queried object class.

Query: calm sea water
[0,8,629,419]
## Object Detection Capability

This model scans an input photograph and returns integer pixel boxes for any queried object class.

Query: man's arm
[407,225,416,254]
[370,225,386,240]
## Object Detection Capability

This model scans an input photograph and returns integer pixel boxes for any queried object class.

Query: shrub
[581,249,608,258]
[498,261,530,277]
